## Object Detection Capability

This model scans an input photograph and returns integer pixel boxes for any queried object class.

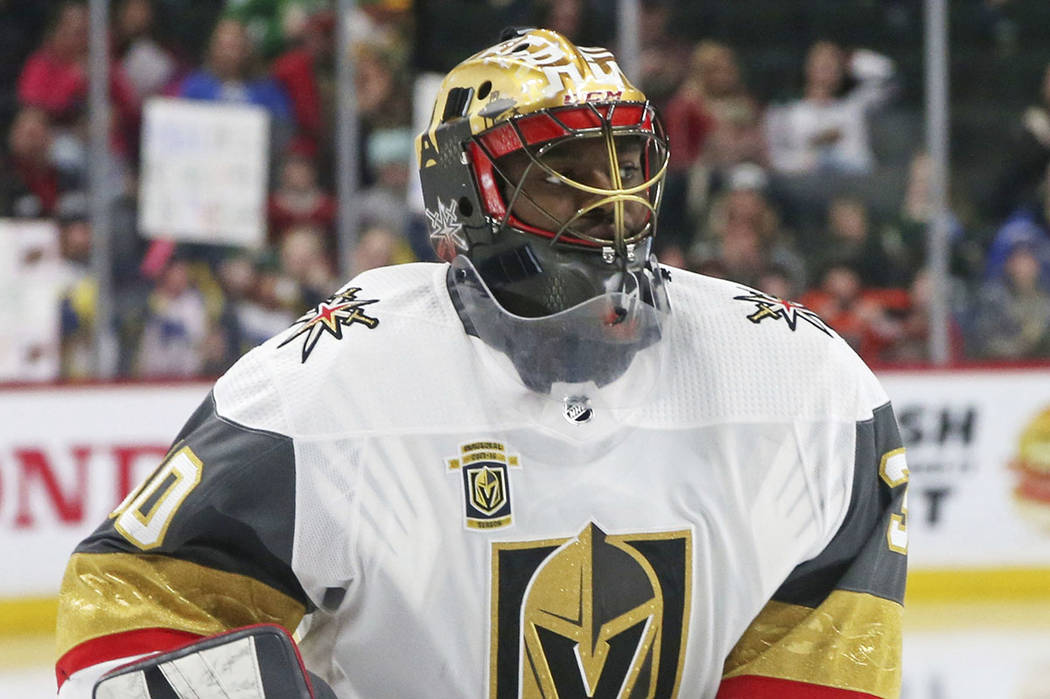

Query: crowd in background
[2,0,1050,382]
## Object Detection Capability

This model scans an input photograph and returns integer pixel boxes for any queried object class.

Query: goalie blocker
[92,625,336,699]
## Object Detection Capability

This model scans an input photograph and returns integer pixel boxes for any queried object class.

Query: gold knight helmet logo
[474,466,506,514]
[490,523,691,698]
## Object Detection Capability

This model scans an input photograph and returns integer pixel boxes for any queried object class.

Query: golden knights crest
[490,523,692,698]
[447,441,520,529]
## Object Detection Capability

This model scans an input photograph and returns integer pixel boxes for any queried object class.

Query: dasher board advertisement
[0,382,209,598]
[879,368,1050,570]
[2,369,1050,600]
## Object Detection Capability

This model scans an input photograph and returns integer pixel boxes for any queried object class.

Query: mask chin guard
[449,254,671,410]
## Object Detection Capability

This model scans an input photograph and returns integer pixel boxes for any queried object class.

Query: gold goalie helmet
[418,28,672,398]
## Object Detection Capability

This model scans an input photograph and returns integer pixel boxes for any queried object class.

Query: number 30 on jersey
[110,446,203,550]
[880,448,909,555]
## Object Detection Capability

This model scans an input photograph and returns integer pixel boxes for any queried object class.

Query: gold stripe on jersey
[722,589,902,699]
[56,552,306,658]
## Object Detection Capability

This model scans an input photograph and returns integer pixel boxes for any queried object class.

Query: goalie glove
[92,624,336,699]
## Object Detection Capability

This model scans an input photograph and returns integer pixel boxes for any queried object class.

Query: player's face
[499,137,649,242]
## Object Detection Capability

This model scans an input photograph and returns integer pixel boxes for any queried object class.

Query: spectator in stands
[56,192,91,268]
[688,163,807,291]
[657,45,716,255]
[755,264,801,304]
[636,0,691,107]
[881,149,980,284]
[971,238,1050,359]
[248,257,299,334]
[272,9,335,160]
[355,127,412,235]
[354,35,407,125]
[807,194,911,288]
[800,262,901,362]
[985,62,1050,219]
[889,151,938,270]
[877,267,966,364]
[278,224,336,307]
[267,148,336,246]
[353,36,411,189]
[0,2,49,137]
[112,0,184,102]
[663,40,766,252]
[533,0,584,41]
[530,0,609,46]
[212,252,258,363]
[209,246,309,371]
[178,17,293,155]
[135,256,210,377]
[668,41,765,177]
[0,106,69,218]
[17,1,140,157]
[351,224,416,277]
[224,0,328,60]
[355,37,411,130]
[984,207,1050,286]
[55,192,97,379]
[764,40,896,177]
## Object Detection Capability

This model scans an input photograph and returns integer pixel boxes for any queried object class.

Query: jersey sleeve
[55,389,311,692]
[718,400,908,699]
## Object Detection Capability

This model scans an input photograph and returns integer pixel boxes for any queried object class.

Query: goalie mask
[417,28,672,402]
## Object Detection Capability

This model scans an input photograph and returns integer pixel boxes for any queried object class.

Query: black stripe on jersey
[76,391,312,611]
[144,666,179,698]
[773,401,907,608]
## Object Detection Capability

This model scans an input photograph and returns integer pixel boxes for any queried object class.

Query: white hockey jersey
[57,262,906,698]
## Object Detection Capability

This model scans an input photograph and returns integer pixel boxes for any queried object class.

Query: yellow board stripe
[905,599,1050,631]
[0,597,58,636]
[906,567,1050,602]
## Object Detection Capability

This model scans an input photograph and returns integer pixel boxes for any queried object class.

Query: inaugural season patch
[447,441,520,530]
[278,287,379,362]
[490,524,692,699]
[733,288,832,336]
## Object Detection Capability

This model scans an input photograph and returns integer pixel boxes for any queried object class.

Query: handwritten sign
[139,97,269,247]
[0,219,65,382]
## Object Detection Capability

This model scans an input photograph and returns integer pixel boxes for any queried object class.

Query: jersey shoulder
[651,267,887,425]
[214,262,488,436]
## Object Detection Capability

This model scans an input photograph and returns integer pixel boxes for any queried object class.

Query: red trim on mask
[478,104,652,159]
[469,103,660,248]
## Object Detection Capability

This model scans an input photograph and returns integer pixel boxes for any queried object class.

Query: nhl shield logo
[447,441,521,530]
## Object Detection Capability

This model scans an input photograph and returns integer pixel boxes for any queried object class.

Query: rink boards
[1,370,1050,619]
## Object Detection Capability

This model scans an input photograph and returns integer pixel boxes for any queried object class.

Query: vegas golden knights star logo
[490,523,692,698]
[447,442,521,529]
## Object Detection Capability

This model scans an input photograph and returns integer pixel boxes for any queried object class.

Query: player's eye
[619,163,640,182]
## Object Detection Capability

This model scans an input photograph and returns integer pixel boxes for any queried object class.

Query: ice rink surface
[1,635,55,698]
[8,601,1050,698]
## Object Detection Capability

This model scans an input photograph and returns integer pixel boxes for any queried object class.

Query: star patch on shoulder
[733,288,833,336]
[278,287,379,362]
